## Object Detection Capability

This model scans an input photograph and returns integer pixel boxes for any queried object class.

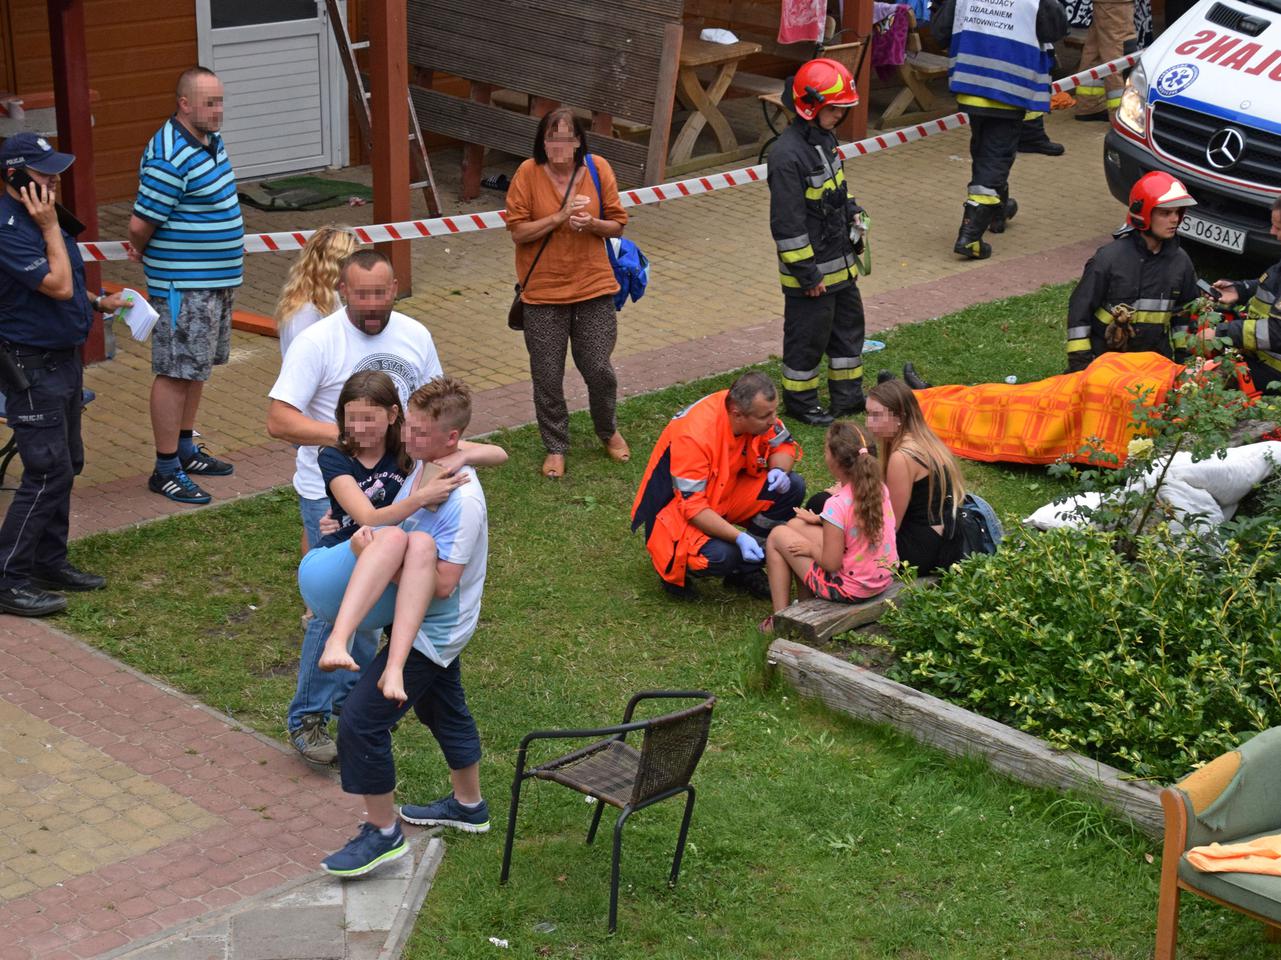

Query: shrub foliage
[883,524,1281,781]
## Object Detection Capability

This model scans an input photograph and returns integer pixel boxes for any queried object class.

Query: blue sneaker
[321,822,409,877]
[399,794,490,833]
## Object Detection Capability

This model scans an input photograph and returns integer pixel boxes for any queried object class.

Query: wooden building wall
[1,0,197,202]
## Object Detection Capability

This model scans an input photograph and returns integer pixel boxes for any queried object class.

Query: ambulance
[1104,0,1281,260]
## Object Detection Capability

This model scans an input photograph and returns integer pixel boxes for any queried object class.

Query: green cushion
[1179,828,1281,925]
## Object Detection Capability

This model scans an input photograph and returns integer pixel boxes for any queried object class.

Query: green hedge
[883,525,1281,781]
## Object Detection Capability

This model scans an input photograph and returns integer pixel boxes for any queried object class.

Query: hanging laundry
[872,3,911,81]
[778,0,826,45]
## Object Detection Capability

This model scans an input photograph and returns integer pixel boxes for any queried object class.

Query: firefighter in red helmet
[1066,172,1200,372]
[766,58,867,425]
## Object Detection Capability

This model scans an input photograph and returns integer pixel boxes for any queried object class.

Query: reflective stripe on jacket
[1066,229,1199,372]
[630,390,802,585]
[767,120,859,297]
[1219,264,1281,383]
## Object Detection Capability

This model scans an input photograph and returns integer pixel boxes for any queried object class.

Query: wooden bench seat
[772,576,937,645]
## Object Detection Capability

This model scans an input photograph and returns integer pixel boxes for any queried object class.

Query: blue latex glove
[735,531,764,564]
[766,468,791,494]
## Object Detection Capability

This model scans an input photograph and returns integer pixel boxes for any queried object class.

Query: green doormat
[238,175,374,211]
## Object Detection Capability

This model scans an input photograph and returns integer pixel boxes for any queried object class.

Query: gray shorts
[150,288,234,382]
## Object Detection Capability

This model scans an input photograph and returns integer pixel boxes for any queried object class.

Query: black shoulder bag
[507,171,577,331]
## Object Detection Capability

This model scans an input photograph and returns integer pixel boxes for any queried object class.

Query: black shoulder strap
[519,169,578,289]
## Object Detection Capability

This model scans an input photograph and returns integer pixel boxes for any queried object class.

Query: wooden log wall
[406,0,684,185]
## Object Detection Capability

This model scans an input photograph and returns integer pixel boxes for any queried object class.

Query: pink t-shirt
[819,482,899,593]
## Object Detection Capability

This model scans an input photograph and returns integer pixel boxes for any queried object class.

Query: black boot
[903,363,932,390]
[1017,116,1065,156]
[876,369,897,385]
[989,190,1018,235]
[953,202,994,260]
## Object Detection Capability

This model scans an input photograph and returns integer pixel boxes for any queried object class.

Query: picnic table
[668,31,762,169]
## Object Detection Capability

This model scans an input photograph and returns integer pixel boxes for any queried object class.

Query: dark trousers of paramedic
[782,283,865,414]
[693,472,808,578]
[966,111,1023,201]
[0,348,83,590]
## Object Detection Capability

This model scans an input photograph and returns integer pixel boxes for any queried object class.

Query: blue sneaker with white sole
[399,794,490,833]
[321,822,408,877]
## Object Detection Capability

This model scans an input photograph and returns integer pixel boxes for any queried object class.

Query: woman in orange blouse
[505,107,631,479]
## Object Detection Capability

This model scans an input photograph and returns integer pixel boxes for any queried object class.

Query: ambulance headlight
[1117,62,1148,137]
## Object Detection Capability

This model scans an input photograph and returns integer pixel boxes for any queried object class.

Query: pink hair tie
[858,447,868,455]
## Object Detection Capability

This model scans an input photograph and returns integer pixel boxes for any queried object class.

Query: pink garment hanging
[872,3,910,81]
[779,0,827,45]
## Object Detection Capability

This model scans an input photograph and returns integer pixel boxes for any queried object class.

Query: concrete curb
[379,837,446,960]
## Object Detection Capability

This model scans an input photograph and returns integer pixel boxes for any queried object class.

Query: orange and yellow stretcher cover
[915,352,1182,467]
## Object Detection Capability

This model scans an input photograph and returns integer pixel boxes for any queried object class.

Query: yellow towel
[1186,834,1281,875]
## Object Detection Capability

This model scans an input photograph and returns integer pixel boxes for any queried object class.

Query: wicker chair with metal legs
[499,690,715,933]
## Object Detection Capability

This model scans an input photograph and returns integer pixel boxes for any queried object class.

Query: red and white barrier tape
[79,53,1136,263]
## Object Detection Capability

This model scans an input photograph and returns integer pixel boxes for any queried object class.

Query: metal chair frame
[499,690,715,933]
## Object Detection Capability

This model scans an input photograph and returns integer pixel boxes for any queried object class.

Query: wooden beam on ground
[369,0,411,288]
[767,639,1164,835]
[772,577,935,645]
[47,0,104,363]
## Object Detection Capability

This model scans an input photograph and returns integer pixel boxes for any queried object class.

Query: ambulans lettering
[1169,30,1281,80]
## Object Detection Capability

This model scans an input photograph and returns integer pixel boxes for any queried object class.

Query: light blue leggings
[298,540,399,631]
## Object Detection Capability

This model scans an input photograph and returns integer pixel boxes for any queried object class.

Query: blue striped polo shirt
[133,117,244,295]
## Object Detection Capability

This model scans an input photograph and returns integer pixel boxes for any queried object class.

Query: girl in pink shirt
[761,421,898,631]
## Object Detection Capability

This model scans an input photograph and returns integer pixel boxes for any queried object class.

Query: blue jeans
[286,496,379,732]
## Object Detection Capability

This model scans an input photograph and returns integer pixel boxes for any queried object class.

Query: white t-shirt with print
[396,463,488,667]
[268,308,443,500]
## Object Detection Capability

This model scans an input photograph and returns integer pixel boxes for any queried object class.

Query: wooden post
[47,0,105,363]
[644,22,683,186]
[368,0,411,290]
[460,82,492,201]
[840,0,873,141]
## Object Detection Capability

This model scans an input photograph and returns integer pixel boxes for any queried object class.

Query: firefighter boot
[989,189,1019,235]
[953,202,994,260]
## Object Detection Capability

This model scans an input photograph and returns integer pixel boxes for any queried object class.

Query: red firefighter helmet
[1127,171,1196,230]
[791,58,860,121]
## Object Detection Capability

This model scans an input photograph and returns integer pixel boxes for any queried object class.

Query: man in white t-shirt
[321,376,493,878]
[267,249,444,764]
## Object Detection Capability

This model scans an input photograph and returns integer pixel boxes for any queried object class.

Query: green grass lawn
[59,284,1275,958]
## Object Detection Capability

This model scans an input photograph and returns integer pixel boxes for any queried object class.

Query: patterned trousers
[521,294,619,453]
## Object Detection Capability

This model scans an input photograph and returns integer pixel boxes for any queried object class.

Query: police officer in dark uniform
[0,133,121,616]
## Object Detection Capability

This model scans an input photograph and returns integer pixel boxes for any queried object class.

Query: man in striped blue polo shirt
[129,66,244,505]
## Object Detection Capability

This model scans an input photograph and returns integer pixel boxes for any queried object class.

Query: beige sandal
[541,453,566,479]
[603,432,630,463]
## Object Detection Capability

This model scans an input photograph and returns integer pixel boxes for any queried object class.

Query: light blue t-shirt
[395,464,488,666]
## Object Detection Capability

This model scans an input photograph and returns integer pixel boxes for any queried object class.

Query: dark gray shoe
[0,585,67,617]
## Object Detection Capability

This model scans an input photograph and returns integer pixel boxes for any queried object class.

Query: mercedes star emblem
[1206,127,1246,171]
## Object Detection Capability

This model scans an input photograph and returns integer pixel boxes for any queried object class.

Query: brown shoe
[541,453,566,479]
[603,432,630,463]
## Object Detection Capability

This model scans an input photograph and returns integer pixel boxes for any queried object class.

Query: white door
[196,0,348,180]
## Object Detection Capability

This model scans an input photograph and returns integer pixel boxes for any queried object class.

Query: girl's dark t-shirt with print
[316,447,407,549]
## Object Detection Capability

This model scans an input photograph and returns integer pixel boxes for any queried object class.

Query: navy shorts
[337,645,482,796]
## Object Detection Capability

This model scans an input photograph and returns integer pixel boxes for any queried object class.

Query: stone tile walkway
[0,105,1129,960]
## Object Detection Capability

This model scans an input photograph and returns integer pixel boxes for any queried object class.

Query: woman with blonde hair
[865,378,966,573]
[274,225,359,356]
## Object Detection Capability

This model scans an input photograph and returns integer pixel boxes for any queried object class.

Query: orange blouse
[505,156,628,306]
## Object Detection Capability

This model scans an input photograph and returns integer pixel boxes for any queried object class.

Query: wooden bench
[877,9,952,129]
[772,576,937,645]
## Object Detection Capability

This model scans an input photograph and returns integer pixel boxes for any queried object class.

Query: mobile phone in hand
[1196,279,1222,301]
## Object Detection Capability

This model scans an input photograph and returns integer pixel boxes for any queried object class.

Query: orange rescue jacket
[630,390,802,585]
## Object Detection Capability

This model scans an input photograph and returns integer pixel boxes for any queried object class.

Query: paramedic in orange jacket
[631,372,806,599]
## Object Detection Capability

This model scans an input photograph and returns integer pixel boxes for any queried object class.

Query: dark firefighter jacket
[1066,227,1198,372]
